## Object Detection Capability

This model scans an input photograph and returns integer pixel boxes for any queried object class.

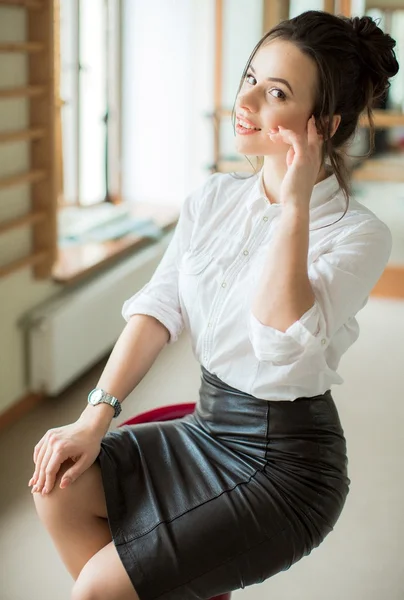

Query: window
[59,0,121,207]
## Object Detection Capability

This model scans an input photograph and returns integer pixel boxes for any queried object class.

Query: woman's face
[234,39,319,156]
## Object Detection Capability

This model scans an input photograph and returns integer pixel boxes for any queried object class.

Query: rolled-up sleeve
[122,176,215,344]
[249,220,392,364]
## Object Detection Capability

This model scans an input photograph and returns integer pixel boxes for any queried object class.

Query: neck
[261,155,329,205]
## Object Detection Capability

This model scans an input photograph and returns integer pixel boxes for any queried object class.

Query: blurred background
[0,1,403,599]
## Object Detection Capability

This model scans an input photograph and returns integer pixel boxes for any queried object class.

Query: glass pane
[222,0,264,111]
[60,0,78,204]
[79,0,107,205]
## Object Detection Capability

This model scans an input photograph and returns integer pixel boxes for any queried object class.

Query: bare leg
[72,541,140,600]
[33,459,112,579]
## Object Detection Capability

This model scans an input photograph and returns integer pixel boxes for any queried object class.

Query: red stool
[120,403,232,600]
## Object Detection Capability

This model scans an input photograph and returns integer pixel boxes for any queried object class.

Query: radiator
[24,233,172,396]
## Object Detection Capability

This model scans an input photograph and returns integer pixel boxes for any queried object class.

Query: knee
[32,460,79,524]
[71,580,95,600]
[71,566,102,600]
[33,460,107,527]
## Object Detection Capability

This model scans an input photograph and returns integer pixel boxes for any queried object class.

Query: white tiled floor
[0,296,404,600]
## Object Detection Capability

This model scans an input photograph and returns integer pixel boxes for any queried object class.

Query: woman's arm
[251,204,315,333]
[79,314,170,433]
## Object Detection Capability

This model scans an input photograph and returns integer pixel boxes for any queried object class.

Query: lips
[235,114,261,130]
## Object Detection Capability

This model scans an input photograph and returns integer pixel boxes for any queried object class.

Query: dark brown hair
[233,10,399,226]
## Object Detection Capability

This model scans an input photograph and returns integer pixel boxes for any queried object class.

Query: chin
[235,138,272,157]
[235,137,260,154]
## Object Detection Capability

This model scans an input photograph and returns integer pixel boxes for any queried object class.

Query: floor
[0,295,403,600]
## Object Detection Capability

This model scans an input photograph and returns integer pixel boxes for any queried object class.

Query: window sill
[53,202,179,285]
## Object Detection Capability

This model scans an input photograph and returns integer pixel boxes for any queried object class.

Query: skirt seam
[122,463,266,545]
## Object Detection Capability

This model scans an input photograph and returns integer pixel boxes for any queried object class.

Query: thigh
[35,459,108,520]
[72,542,140,600]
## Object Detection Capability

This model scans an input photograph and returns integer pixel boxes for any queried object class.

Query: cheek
[272,111,311,134]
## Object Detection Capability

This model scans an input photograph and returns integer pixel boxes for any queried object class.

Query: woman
[30,10,399,600]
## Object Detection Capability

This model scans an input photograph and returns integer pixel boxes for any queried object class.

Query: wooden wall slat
[0,0,57,280]
[0,42,45,53]
[0,127,46,144]
[0,85,46,99]
[0,169,47,190]
[0,0,44,9]
[323,0,335,13]
[0,251,47,279]
[28,0,58,278]
[0,211,46,235]
[263,0,290,33]
[336,0,351,16]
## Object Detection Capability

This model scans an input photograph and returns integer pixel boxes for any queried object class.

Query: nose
[237,88,259,114]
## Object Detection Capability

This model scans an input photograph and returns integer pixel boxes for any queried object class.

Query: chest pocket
[178,250,214,321]
[179,249,214,275]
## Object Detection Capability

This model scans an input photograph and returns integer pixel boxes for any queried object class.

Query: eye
[244,72,256,85]
[270,88,287,101]
[244,72,287,101]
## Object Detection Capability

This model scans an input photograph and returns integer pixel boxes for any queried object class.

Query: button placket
[201,210,273,363]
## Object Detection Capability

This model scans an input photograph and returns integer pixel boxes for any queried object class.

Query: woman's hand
[29,419,107,495]
[267,115,324,207]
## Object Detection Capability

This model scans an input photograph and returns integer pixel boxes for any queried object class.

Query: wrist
[78,403,114,435]
[281,199,310,213]
[280,203,310,225]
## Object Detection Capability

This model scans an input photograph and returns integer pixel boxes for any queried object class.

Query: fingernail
[61,477,71,489]
[268,128,277,133]
[42,488,47,495]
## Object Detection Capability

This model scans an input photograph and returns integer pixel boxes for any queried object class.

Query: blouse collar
[246,167,341,212]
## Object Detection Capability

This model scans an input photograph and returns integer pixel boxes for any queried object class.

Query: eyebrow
[249,64,294,96]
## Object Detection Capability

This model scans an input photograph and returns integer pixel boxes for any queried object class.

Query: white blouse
[122,169,392,401]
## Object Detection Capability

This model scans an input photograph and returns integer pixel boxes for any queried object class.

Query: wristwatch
[87,388,122,419]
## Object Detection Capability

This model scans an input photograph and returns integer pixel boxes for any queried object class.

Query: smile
[235,118,262,135]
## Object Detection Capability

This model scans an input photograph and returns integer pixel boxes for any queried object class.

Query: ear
[318,114,341,140]
[329,114,341,138]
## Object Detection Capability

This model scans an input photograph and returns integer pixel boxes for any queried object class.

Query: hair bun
[351,15,380,39]
[349,15,399,99]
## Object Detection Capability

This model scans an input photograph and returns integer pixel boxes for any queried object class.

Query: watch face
[90,389,103,404]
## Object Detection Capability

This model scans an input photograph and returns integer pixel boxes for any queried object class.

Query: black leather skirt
[97,366,350,600]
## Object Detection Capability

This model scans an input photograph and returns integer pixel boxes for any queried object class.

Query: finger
[30,438,45,485]
[270,127,306,159]
[307,115,322,146]
[267,130,290,145]
[31,438,49,491]
[33,436,45,464]
[286,146,295,168]
[60,455,88,489]
[277,126,305,150]
[42,451,65,495]
[32,443,53,494]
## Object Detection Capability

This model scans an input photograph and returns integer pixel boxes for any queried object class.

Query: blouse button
[263,216,269,222]
[321,339,327,345]
[243,250,249,256]
[221,282,227,288]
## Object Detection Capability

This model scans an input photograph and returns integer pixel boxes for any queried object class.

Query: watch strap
[88,388,122,418]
